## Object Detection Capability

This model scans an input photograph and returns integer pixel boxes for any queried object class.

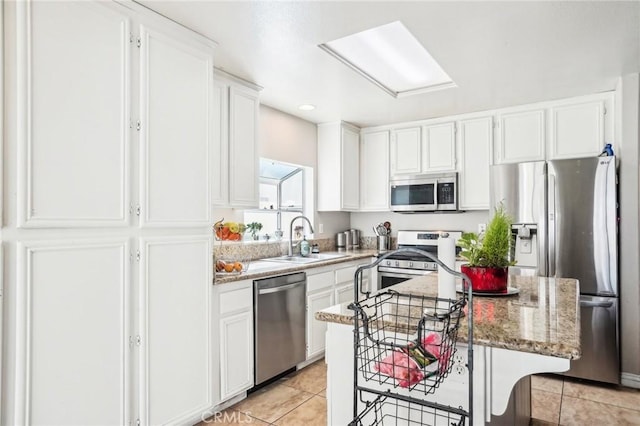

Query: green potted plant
[457,204,516,293]
[246,222,263,241]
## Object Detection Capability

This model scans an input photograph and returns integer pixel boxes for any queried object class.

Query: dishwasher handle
[258,281,305,295]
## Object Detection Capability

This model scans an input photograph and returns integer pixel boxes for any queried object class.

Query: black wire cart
[347,248,474,425]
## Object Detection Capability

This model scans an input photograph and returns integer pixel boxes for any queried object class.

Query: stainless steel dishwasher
[254,272,307,386]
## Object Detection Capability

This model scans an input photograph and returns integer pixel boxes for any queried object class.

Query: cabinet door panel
[229,86,259,208]
[459,117,492,210]
[220,311,253,400]
[423,122,456,172]
[15,240,130,425]
[17,1,130,227]
[391,127,421,175]
[549,101,605,159]
[307,289,334,359]
[360,131,389,211]
[212,81,229,206]
[140,26,213,226]
[497,109,545,163]
[139,236,213,425]
[341,126,360,210]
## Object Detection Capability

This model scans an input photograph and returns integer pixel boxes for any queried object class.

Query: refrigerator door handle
[548,171,556,277]
[580,300,614,308]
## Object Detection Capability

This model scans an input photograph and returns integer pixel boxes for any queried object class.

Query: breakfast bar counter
[316,274,581,425]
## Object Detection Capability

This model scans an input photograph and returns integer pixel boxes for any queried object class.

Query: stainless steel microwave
[390,173,458,212]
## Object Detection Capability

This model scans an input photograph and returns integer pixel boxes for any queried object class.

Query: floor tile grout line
[267,390,317,425]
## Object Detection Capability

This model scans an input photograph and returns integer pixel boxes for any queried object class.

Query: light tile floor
[198,361,640,425]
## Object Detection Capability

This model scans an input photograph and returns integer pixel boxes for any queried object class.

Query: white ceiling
[139,1,640,128]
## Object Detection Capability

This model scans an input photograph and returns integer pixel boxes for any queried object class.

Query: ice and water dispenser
[510,224,539,275]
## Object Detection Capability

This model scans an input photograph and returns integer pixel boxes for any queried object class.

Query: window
[244,159,311,240]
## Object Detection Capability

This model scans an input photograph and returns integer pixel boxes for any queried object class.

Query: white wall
[259,105,350,238]
[616,74,640,384]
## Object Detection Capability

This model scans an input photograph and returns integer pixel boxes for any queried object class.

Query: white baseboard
[621,372,640,389]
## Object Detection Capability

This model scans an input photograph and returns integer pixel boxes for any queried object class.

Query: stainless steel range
[378,230,462,289]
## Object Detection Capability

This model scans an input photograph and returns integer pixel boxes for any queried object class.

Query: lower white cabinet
[14,240,131,425]
[216,280,254,402]
[335,283,355,305]
[306,288,334,359]
[138,236,214,425]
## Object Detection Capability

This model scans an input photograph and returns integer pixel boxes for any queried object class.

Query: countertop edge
[214,250,378,284]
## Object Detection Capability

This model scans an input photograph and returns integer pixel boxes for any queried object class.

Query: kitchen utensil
[376,223,387,236]
[383,221,391,230]
[373,225,380,236]
[377,235,390,252]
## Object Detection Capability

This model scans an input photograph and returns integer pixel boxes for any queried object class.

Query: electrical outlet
[478,223,487,234]
[319,223,324,234]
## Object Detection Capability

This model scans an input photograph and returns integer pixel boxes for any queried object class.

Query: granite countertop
[316,274,581,359]
[214,249,379,284]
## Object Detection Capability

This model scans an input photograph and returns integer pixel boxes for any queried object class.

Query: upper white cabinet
[212,72,260,209]
[459,116,493,210]
[548,95,610,159]
[391,127,422,175]
[360,130,390,211]
[390,123,456,176]
[422,122,456,172]
[495,108,546,164]
[16,1,130,228]
[318,122,360,211]
[139,25,214,227]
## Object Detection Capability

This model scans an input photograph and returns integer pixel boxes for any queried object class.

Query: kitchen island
[316,274,580,425]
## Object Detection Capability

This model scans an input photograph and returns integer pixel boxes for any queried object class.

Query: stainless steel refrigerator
[490,156,619,384]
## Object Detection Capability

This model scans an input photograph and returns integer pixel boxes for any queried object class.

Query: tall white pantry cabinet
[2,1,218,425]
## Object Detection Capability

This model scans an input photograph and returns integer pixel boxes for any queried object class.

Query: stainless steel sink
[264,253,349,264]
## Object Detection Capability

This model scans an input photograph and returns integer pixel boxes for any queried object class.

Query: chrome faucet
[288,215,315,257]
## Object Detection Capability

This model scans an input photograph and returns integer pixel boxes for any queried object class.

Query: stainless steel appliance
[390,173,458,212]
[350,229,360,248]
[378,230,462,289]
[254,272,307,385]
[491,156,619,384]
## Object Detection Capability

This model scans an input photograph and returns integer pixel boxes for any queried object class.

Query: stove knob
[409,262,413,268]
[395,261,400,267]
[386,260,391,266]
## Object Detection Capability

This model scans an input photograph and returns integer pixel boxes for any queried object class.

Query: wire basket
[349,393,466,426]
[349,290,465,395]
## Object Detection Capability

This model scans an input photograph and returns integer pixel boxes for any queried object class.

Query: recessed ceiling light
[298,104,316,111]
[319,21,456,98]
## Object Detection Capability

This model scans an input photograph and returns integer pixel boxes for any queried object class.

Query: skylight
[319,21,455,98]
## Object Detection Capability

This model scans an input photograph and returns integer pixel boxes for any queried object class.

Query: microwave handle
[434,180,439,210]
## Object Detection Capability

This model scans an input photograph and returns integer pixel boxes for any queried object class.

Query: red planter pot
[460,265,509,293]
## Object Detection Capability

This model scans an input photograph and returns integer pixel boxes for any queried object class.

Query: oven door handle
[378,268,434,278]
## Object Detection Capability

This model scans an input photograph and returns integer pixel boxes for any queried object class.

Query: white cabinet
[306,288,334,359]
[495,108,546,164]
[422,122,456,172]
[391,127,422,175]
[318,122,360,211]
[335,284,355,305]
[548,96,608,159]
[212,72,261,208]
[360,130,390,211]
[217,280,253,401]
[459,117,493,210]
[306,271,334,359]
[16,0,130,228]
[15,240,131,425]
[6,2,217,425]
[139,25,214,227]
[390,123,456,176]
[138,236,214,424]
